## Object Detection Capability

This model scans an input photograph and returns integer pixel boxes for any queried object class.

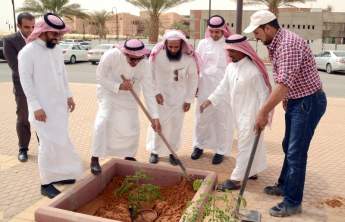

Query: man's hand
[282,100,287,111]
[155,94,164,105]
[67,97,76,112]
[200,100,211,113]
[34,109,47,122]
[119,79,133,91]
[254,109,269,133]
[151,118,161,133]
[183,102,191,112]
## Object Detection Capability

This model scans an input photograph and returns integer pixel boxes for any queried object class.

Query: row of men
[4,11,326,217]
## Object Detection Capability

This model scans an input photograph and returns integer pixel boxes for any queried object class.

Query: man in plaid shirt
[244,10,327,217]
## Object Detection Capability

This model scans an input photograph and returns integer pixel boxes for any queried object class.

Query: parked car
[62,39,84,44]
[314,50,345,73]
[87,44,115,65]
[0,38,5,60]
[60,43,88,64]
[79,41,92,50]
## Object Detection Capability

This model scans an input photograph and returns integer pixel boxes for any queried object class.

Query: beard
[46,39,57,49]
[166,49,182,61]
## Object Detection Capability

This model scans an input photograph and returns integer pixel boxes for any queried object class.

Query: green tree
[17,0,88,20]
[170,20,190,38]
[88,10,112,39]
[126,0,192,43]
[243,0,306,17]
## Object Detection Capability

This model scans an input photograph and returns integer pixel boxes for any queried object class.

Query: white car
[314,50,345,73]
[87,44,115,65]
[60,43,89,64]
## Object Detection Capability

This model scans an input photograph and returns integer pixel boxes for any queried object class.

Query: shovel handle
[234,129,262,216]
[120,75,190,180]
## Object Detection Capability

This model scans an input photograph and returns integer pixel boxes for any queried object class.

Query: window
[312,25,315,30]
[287,24,290,29]
[282,24,285,28]
[308,25,310,29]
[323,52,331,57]
[303,25,305,29]
[298,25,300,29]
[292,24,295,28]
[231,23,234,27]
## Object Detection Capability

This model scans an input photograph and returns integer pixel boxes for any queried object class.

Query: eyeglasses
[173,68,184,81]
[126,54,144,63]
[47,31,61,37]
[174,69,178,81]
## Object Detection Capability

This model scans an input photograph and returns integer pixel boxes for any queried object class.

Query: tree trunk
[149,14,159,43]
[269,5,279,17]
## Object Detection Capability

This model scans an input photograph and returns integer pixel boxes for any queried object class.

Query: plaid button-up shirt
[268,28,322,99]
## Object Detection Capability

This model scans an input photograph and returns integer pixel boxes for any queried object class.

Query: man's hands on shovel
[200,100,212,113]
[119,78,134,90]
[151,119,161,133]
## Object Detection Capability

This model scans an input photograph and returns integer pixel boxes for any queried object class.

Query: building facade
[190,8,345,44]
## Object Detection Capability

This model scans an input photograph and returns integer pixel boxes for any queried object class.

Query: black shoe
[18,150,28,162]
[249,175,258,180]
[124,157,137,161]
[149,153,159,164]
[169,154,179,166]
[264,183,284,196]
[216,179,241,191]
[191,147,203,160]
[52,179,76,185]
[269,202,302,217]
[212,153,224,165]
[90,157,102,175]
[41,184,61,199]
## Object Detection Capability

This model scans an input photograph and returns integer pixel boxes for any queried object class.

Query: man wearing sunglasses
[18,13,83,198]
[91,39,161,175]
[146,30,199,165]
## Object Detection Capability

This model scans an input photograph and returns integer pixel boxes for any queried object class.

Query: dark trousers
[15,94,31,151]
[277,90,327,207]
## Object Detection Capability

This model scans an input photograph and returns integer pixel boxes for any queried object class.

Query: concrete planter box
[35,158,217,222]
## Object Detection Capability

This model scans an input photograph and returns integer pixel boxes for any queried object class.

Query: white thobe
[146,51,198,156]
[92,48,159,158]
[18,39,83,185]
[193,37,233,155]
[209,57,268,181]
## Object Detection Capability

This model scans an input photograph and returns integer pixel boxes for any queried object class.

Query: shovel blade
[238,209,261,222]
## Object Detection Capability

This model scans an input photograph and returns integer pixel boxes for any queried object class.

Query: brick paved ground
[0,82,344,222]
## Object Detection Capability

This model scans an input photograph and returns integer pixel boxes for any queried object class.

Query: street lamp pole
[236,0,243,34]
[11,0,17,32]
[112,7,119,41]
[208,0,212,18]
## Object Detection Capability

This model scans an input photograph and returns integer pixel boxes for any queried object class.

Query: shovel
[233,129,262,222]
[120,75,190,181]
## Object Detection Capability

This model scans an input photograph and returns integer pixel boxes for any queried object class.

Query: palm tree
[17,0,88,20]
[88,10,112,39]
[126,0,192,43]
[244,0,305,17]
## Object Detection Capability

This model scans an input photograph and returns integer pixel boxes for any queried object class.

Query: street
[0,61,344,98]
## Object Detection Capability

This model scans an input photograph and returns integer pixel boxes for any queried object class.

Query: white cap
[243,10,277,33]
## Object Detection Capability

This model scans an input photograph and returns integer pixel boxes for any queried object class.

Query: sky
[1,0,345,33]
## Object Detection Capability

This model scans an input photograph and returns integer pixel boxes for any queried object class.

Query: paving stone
[0,83,344,222]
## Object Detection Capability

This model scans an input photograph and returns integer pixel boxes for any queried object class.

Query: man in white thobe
[18,13,83,198]
[200,34,272,190]
[192,15,234,165]
[91,39,161,175]
[146,30,198,165]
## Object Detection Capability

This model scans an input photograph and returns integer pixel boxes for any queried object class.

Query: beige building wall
[64,16,97,35]
[190,9,345,43]
[139,11,185,33]
[106,13,140,37]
